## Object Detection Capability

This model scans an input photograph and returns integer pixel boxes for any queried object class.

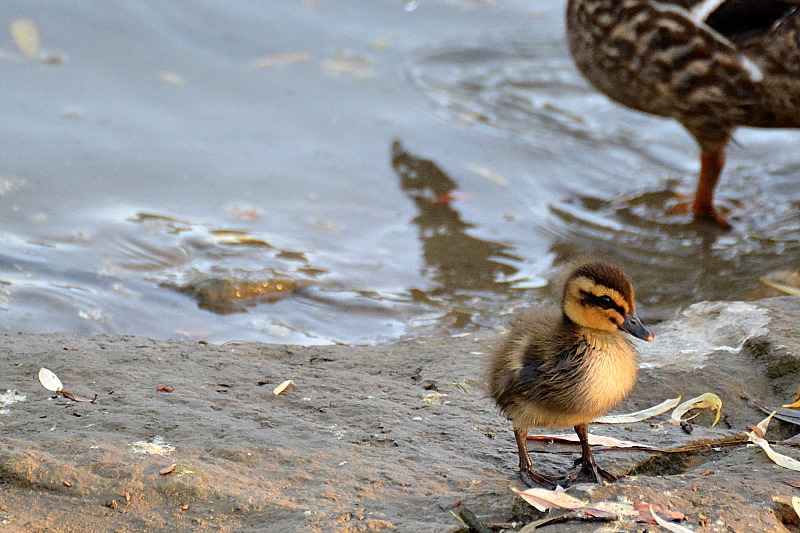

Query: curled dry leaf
[649,505,695,533]
[62,480,72,488]
[156,386,173,393]
[596,397,681,424]
[273,380,294,396]
[527,433,655,449]
[61,391,98,403]
[159,463,176,476]
[747,430,800,472]
[510,486,588,512]
[10,19,40,60]
[748,414,800,471]
[757,411,777,433]
[669,393,722,427]
[38,367,63,393]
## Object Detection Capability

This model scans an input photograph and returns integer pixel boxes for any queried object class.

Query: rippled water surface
[1,1,798,344]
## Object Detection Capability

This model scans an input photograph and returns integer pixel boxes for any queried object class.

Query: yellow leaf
[793,496,800,520]
[273,379,294,396]
[747,428,800,472]
[10,19,40,60]
[669,393,722,427]
[596,397,681,424]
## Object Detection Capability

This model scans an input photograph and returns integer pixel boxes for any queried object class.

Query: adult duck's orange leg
[692,147,731,228]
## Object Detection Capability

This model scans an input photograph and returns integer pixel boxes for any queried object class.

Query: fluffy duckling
[566,0,800,227]
[488,261,654,487]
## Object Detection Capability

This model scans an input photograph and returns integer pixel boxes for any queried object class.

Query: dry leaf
[793,496,800,520]
[527,433,655,449]
[159,463,176,476]
[62,480,72,487]
[131,436,175,456]
[273,379,294,396]
[758,411,777,433]
[38,367,63,393]
[423,392,447,404]
[669,393,722,427]
[649,505,694,532]
[633,501,685,524]
[782,479,800,489]
[10,19,40,60]
[760,270,800,296]
[159,71,186,86]
[596,397,681,424]
[510,486,587,512]
[783,398,800,409]
[182,503,190,510]
[156,386,173,393]
[61,391,98,403]
[465,164,507,187]
[249,51,311,69]
[748,414,800,471]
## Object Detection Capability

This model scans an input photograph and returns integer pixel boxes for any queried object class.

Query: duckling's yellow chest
[576,334,638,419]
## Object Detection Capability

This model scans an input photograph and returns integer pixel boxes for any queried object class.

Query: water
[1,1,797,345]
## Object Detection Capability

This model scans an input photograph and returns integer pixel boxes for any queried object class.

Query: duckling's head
[562,261,654,342]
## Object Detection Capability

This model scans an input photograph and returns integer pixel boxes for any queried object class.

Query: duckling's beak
[620,314,654,342]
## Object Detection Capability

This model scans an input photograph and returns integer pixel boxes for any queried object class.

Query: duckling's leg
[567,424,617,485]
[513,427,557,489]
[692,146,732,228]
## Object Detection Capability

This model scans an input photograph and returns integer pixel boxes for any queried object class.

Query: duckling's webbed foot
[565,424,617,486]
[520,466,558,489]
[567,456,617,485]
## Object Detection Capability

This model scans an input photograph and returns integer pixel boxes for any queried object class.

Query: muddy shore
[0,296,799,532]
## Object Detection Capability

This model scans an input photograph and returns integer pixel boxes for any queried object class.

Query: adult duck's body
[566,0,800,226]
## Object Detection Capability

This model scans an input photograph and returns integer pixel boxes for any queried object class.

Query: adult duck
[566,0,800,227]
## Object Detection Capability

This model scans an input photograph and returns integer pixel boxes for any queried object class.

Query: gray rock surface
[0,297,798,532]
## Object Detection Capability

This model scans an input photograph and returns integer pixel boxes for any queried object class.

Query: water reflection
[391,141,522,293]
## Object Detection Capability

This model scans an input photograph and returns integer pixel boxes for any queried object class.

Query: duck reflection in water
[390,141,522,326]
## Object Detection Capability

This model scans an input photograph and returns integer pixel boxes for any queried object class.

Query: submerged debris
[168,277,307,314]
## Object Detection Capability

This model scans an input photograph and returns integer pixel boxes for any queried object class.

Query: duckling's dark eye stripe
[579,290,625,316]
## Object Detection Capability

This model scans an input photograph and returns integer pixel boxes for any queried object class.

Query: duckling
[488,261,654,487]
[566,0,800,227]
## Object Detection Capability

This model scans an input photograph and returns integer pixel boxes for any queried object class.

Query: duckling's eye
[596,295,614,309]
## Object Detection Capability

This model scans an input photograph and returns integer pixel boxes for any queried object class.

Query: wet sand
[0,296,799,532]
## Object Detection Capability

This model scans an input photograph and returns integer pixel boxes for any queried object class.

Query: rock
[0,297,797,532]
